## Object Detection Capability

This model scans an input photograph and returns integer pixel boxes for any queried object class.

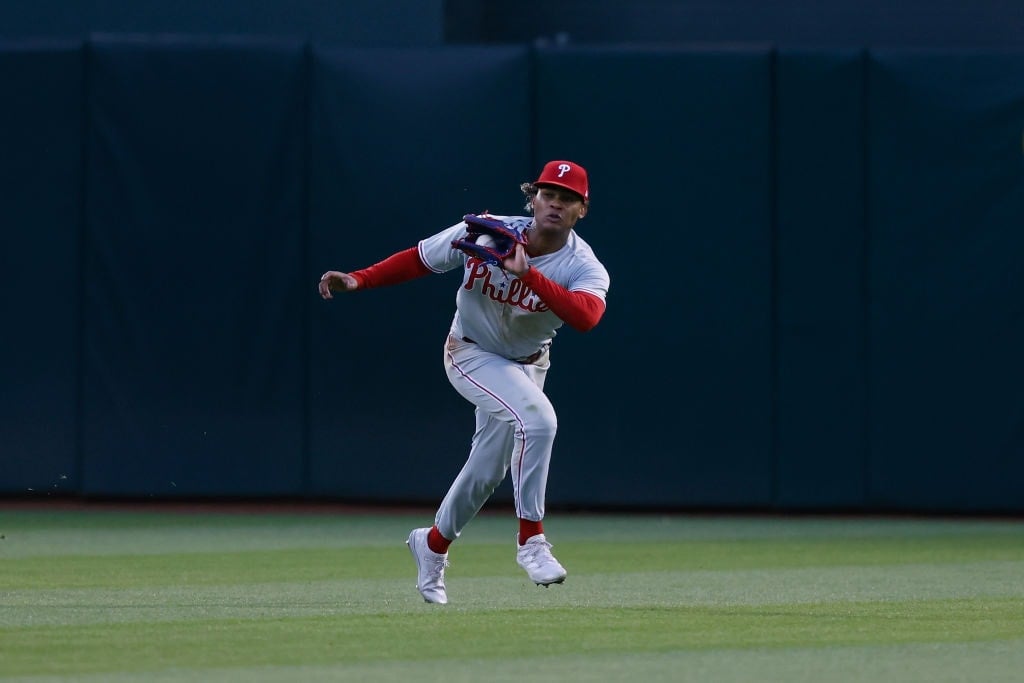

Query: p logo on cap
[535,160,589,201]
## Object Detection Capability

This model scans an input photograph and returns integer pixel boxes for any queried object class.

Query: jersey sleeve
[568,258,610,301]
[521,267,607,332]
[417,221,470,273]
[349,247,432,289]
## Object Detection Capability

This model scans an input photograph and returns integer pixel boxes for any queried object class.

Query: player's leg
[411,407,515,605]
[408,339,548,604]
[443,341,557,530]
[508,354,554,526]
[410,337,563,599]
[443,340,566,586]
[507,356,567,586]
[432,407,514,542]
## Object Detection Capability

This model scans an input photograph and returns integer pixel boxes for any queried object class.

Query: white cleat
[516,534,567,586]
[406,528,449,604]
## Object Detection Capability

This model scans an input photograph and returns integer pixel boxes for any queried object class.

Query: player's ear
[577,203,588,220]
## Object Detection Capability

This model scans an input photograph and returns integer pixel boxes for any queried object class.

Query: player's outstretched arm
[319,271,359,299]
[318,247,433,300]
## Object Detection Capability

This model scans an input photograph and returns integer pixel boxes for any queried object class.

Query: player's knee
[469,468,506,497]
[467,456,507,489]
[522,411,557,442]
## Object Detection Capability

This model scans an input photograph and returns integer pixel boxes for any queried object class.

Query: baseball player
[318,160,610,604]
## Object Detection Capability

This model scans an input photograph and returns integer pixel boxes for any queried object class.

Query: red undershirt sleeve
[520,266,606,332]
[349,247,432,289]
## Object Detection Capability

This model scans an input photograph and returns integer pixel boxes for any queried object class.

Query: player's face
[532,187,588,230]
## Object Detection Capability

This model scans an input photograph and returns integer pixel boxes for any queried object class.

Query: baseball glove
[451,213,529,267]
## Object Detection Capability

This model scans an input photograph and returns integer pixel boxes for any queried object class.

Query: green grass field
[1,507,1022,682]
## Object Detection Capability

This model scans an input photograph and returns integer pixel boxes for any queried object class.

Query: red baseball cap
[534,160,589,201]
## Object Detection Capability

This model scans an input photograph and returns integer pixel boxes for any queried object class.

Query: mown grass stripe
[3,560,1024,628]
[3,534,1023,589]
[2,598,1022,677]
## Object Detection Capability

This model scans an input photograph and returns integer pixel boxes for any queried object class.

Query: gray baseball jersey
[418,216,610,360]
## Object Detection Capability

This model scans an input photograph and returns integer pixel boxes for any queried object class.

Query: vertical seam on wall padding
[300,40,313,497]
[860,48,872,510]
[527,45,539,181]
[768,47,780,509]
[74,38,91,496]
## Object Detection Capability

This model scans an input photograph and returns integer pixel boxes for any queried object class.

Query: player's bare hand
[502,243,529,277]
[319,271,358,299]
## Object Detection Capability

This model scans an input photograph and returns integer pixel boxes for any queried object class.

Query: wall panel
[0,42,83,494]
[81,38,308,496]
[867,50,1024,512]
[535,47,775,508]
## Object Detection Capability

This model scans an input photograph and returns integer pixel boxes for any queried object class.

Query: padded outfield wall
[1,40,1022,513]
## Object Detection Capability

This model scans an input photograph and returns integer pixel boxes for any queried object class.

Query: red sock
[427,526,452,554]
[518,519,544,545]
